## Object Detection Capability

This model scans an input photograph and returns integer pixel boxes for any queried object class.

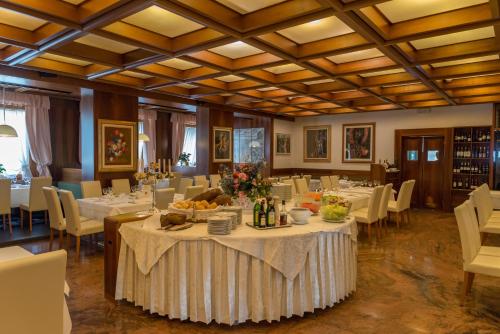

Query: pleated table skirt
[115,232,357,325]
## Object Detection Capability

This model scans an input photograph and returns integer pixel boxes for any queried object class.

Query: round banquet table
[115,213,358,325]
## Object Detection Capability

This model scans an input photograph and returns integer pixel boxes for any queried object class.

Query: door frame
[395,128,453,211]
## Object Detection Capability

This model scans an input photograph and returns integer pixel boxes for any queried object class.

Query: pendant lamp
[0,86,18,137]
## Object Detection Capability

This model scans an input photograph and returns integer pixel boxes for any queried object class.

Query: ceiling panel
[121,70,153,79]
[410,26,495,50]
[0,7,47,31]
[215,0,286,14]
[216,75,245,82]
[209,41,264,59]
[265,63,304,74]
[327,48,384,64]
[40,53,91,66]
[75,34,138,54]
[360,68,405,77]
[277,17,354,44]
[304,78,335,85]
[432,55,499,68]
[158,58,201,70]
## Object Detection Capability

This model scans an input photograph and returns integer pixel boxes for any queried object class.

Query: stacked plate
[221,206,243,225]
[207,216,232,235]
[217,212,238,230]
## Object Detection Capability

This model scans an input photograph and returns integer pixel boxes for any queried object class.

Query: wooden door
[401,136,445,209]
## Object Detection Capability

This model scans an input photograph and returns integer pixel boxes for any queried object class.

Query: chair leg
[384,217,388,233]
[66,234,71,251]
[49,229,54,250]
[396,212,401,229]
[58,230,63,250]
[44,211,48,225]
[29,211,32,232]
[8,214,12,235]
[76,236,81,260]
[461,271,475,305]
[19,209,24,230]
[367,224,371,241]
[406,210,411,224]
[2,214,5,231]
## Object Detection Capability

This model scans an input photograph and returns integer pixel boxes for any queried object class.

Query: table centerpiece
[134,161,172,212]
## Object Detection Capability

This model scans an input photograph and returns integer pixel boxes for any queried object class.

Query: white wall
[273,103,493,171]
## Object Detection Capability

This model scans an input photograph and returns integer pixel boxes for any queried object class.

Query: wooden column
[80,88,138,186]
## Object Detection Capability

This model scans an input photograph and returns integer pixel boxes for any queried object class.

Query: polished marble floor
[20,209,500,333]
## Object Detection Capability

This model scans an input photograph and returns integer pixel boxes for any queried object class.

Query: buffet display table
[114,213,357,325]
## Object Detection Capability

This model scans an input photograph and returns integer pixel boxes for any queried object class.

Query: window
[0,106,31,177]
[180,126,196,166]
[233,128,265,164]
[407,150,418,161]
[427,150,439,162]
[138,121,145,163]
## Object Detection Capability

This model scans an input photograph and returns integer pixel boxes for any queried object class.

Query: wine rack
[451,126,492,206]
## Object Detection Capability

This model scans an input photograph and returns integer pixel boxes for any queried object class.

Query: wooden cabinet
[451,126,493,207]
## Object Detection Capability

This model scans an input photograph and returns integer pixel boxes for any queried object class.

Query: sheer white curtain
[138,109,157,165]
[0,106,31,177]
[170,112,196,165]
[182,126,196,166]
[3,91,52,176]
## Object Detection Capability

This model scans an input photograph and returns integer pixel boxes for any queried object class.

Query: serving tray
[245,222,292,230]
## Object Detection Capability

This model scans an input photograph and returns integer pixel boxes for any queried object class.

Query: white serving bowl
[288,207,312,224]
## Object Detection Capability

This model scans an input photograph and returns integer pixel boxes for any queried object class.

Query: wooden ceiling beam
[0,0,80,28]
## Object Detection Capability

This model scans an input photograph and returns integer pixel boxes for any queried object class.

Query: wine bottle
[253,200,261,227]
[259,200,266,228]
[280,200,287,226]
[266,197,275,228]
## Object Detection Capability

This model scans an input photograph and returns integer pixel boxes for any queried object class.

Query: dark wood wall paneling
[80,89,138,187]
[208,107,234,174]
[48,97,81,181]
[155,111,171,162]
[272,168,371,180]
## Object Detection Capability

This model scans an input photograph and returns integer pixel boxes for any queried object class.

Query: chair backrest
[42,187,65,230]
[454,200,482,266]
[267,177,279,184]
[291,175,300,180]
[155,188,175,210]
[0,249,67,334]
[472,184,493,228]
[195,179,209,192]
[169,177,181,193]
[402,179,415,210]
[478,183,493,215]
[367,185,384,223]
[80,180,102,198]
[279,176,290,181]
[178,178,193,195]
[303,175,312,186]
[193,175,207,183]
[378,183,393,220]
[0,179,11,214]
[294,178,309,195]
[59,190,82,235]
[370,163,386,184]
[330,175,340,189]
[320,176,332,191]
[111,179,130,195]
[282,179,296,196]
[28,176,52,211]
[184,185,204,199]
[210,174,221,187]
[394,180,411,211]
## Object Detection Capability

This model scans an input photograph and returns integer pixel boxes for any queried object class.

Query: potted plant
[178,152,191,167]
[0,164,6,177]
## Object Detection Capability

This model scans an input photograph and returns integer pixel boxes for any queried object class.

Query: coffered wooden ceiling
[1,0,500,116]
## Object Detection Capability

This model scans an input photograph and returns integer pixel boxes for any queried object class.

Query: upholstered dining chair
[195,178,209,192]
[0,179,12,234]
[178,178,193,195]
[351,185,384,240]
[169,177,181,193]
[387,179,415,228]
[282,179,296,197]
[291,175,300,181]
[42,187,67,250]
[378,183,393,234]
[294,178,309,195]
[20,176,52,232]
[184,185,204,199]
[155,188,176,210]
[193,175,207,184]
[330,175,340,189]
[471,184,500,239]
[59,190,103,260]
[0,249,67,334]
[454,200,500,305]
[320,176,332,191]
[303,175,312,187]
[111,179,131,195]
[209,174,221,188]
[80,180,102,198]
[267,177,279,184]
[279,176,290,182]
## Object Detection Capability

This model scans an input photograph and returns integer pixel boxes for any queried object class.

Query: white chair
[291,175,300,181]
[178,177,193,195]
[330,175,340,189]
[471,184,500,238]
[155,188,175,210]
[388,179,415,228]
[454,200,500,305]
[378,183,393,233]
[195,178,209,192]
[20,176,52,232]
[267,177,279,184]
[294,178,309,195]
[80,180,102,198]
[169,176,181,193]
[193,175,207,184]
[303,175,312,187]
[283,179,296,197]
[111,179,130,195]
[0,248,67,334]
[320,176,332,191]
[279,176,290,182]
[210,174,221,188]
[42,187,67,250]
[59,190,104,260]
[351,185,384,240]
[0,179,12,234]
[184,185,204,199]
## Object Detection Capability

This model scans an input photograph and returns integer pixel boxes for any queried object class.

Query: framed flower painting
[98,119,137,172]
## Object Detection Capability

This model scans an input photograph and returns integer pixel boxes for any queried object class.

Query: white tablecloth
[10,184,29,208]
[309,179,321,191]
[115,214,357,324]
[0,246,71,334]
[78,195,153,222]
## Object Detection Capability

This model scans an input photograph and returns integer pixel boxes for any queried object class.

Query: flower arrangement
[134,162,172,185]
[178,152,191,166]
[106,129,128,162]
[220,161,271,202]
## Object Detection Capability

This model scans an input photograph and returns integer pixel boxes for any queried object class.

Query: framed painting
[98,119,137,172]
[213,127,232,162]
[276,133,291,155]
[342,123,376,163]
[303,125,331,162]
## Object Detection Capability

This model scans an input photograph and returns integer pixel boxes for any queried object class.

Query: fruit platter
[299,192,323,214]
[320,195,351,223]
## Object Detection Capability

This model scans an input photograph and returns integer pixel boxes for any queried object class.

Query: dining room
[1,0,500,333]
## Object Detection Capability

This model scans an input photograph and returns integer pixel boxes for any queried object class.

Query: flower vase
[233,194,255,212]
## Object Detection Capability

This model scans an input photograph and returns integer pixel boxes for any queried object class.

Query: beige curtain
[170,113,196,164]
[139,109,157,164]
